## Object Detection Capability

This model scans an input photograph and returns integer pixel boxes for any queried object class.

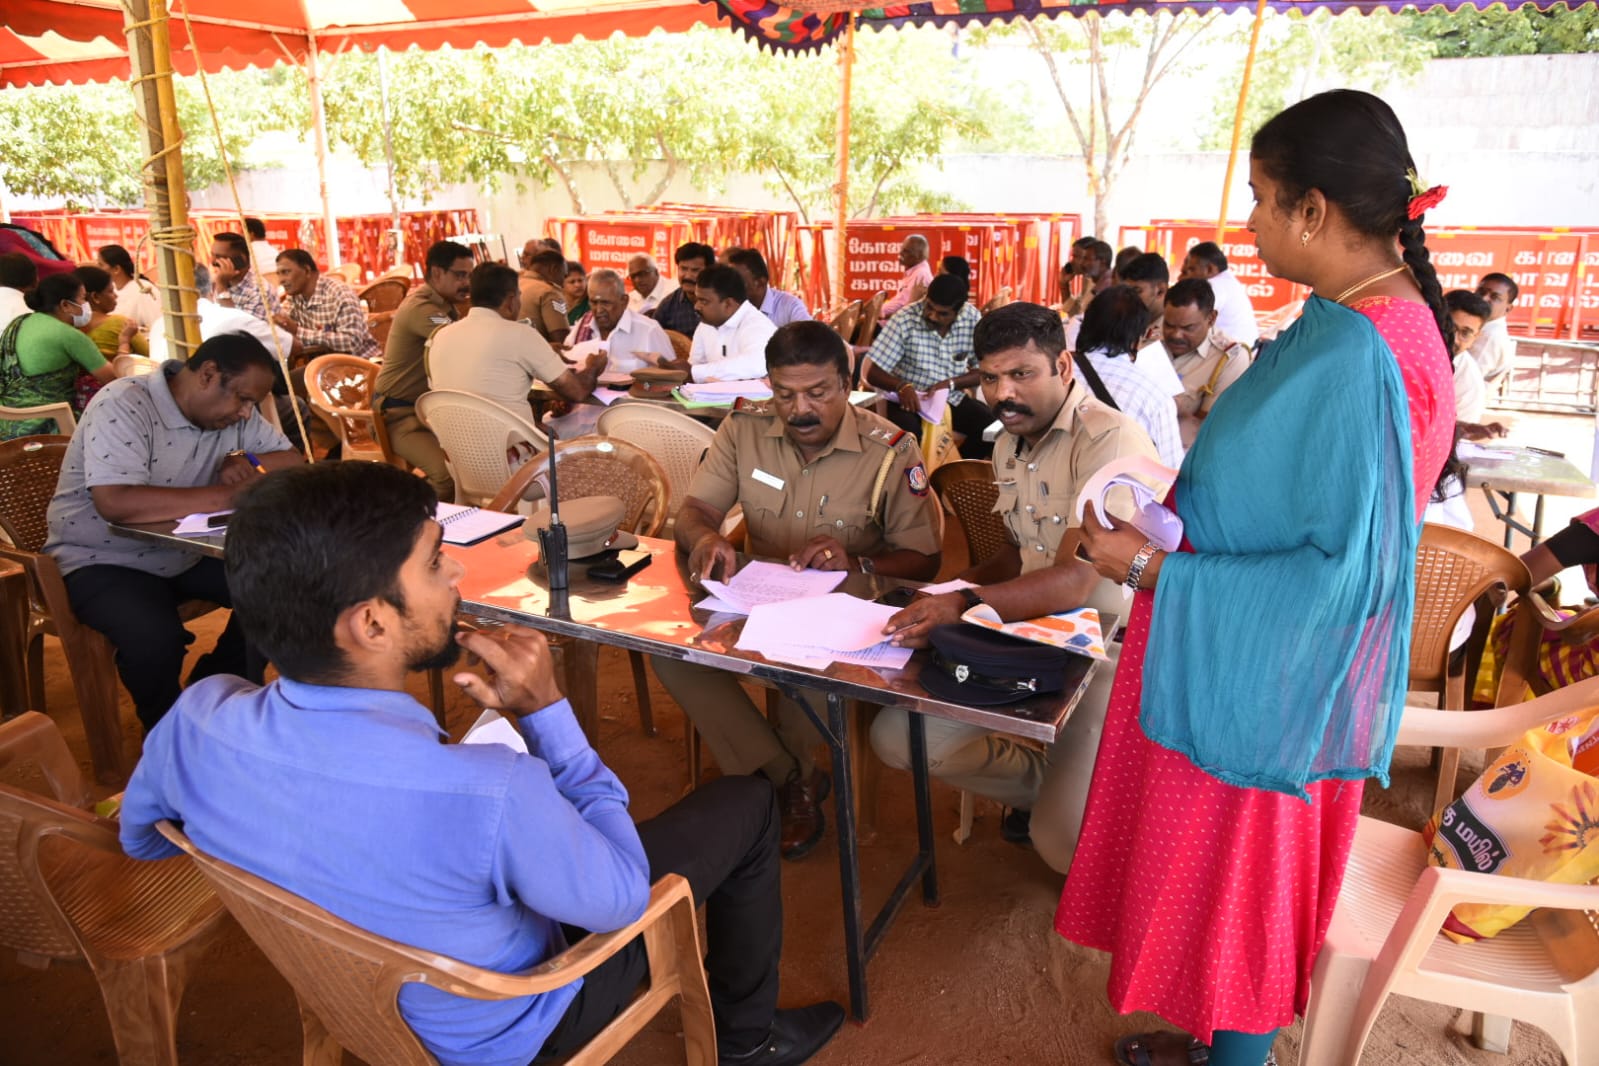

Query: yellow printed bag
[1423,703,1599,943]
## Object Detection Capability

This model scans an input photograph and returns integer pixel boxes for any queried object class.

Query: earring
[1300,231,1311,247]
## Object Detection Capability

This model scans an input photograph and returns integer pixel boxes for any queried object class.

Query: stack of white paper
[680,380,773,402]
[699,560,846,614]
[735,593,913,671]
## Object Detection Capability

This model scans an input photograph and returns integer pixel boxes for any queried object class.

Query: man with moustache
[871,301,1156,865]
[1162,278,1252,448]
[653,321,942,859]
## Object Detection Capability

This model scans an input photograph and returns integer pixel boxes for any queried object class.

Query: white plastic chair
[596,403,714,530]
[0,402,76,436]
[416,389,549,507]
[1302,675,1599,1066]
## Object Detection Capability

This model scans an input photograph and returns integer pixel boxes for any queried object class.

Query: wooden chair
[367,309,397,351]
[1409,523,1531,815]
[664,329,693,364]
[491,436,671,741]
[0,400,76,437]
[157,820,714,1066]
[1302,678,1599,1066]
[980,286,1014,314]
[304,354,404,467]
[0,436,140,783]
[853,291,887,348]
[0,713,230,1065]
[415,389,549,507]
[359,277,409,314]
[329,263,364,286]
[596,403,715,531]
[828,300,861,346]
[931,460,1008,568]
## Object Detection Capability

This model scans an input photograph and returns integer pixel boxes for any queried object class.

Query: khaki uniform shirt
[518,276,569,342]
[377,283,458,403]
[1171,329,1251,447]
[688,404,941,562]
[991,378,1158,617]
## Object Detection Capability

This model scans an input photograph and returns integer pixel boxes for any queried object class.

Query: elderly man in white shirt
[565,269,674,375]
[0,253,34,334]
[148,264,295,363]
[426,262,602,416]
[1179,240,1259,349]
[1470,272,1519,382]
[680,264,778,383]
[625,254,678,315]
[728,248,811,328]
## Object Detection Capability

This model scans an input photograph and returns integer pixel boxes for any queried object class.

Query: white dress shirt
[1470,316,1515,382]
[113,277,162,333]
[1081,347,1185,469]
[758,287,812,328]
[1453,350,1487,424]
[0,286,29,335]
[147,297,294,362]
[1206,269,1259,348]
[425,307,570,416]
[564,308,674,375]
[627,275,678,315]
[1133,340,1186,397]
[688,301,779,382]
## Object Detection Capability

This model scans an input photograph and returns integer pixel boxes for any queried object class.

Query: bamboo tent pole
[122,0,200,358]
[298,2,342,266]
[1215,0,1269,245]
[378,45,403,266]
[831,19,856,311]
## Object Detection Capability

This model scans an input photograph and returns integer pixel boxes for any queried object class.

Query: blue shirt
[758,286,812,328]
[119,676,649,1066]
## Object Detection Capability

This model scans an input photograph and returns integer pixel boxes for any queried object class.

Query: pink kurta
[1054,296,1454,1041]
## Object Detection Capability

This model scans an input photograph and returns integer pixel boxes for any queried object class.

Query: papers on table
[436,503,525,546]
[173,510,232,534]
[919,578,977,596]
[961,603,1109,661]
[679,380,773,403]
[699,559,846,614]
[1457,441,1517,461]
[462,708,528,753]
[591,387,629,405]
[736,592,912,671]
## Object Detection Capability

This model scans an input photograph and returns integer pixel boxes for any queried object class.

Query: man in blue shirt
[118,461,843,1066]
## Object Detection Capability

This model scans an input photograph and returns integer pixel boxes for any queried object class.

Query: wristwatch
[858,554,876,575]
[1124,542,1161,591]
[957,587,984,612]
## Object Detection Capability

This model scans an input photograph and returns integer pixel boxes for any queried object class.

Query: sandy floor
[2,408,1588,1066]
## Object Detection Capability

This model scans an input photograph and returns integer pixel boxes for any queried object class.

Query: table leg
[1503,490,1518,549]
[559,639,602,745]
[1532,493,1547,546]
[822,692,869,1020]
[908,712,939,904]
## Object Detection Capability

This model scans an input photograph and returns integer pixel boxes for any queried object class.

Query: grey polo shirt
[44,360,291,578]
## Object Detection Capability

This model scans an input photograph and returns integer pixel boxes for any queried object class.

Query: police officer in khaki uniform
[872,301,1157,871]
[517,245,572,345]
[658,320,941,859]
[375,240,473,501]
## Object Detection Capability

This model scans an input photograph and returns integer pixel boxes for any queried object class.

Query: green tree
[0,67,303,207]
[1200,10,1432,150]
[1398,3,1599,56]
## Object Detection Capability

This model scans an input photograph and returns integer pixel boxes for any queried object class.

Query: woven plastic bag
[1423,704,1599,943]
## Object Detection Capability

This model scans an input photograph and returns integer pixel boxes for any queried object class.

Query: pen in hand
[243,451,268,474]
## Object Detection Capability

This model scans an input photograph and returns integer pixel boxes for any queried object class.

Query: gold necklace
[1333,264,1408,305]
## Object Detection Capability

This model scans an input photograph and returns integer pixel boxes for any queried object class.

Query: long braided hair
[1251,89,1462,502]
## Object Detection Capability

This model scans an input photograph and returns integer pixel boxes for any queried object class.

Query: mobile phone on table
[206,513,231,528]
[588,549,652,583]
[876,587,919,609]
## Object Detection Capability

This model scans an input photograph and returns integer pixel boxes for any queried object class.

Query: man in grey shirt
[44,333,302,730]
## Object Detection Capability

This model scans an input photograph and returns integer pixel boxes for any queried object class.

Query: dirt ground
[2,409,1588,1066]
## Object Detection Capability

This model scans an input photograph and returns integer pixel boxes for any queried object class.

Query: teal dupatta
[1141,296,1418,800]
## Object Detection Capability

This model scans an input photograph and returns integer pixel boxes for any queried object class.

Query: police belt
[929,649,1041,695]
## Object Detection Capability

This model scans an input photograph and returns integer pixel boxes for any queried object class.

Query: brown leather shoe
[777,767,829,860]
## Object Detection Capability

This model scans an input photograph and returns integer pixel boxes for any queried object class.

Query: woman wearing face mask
[75,265,148,361]
[0,272,116,439]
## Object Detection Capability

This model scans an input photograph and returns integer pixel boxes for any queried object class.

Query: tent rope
[159,0,315,461]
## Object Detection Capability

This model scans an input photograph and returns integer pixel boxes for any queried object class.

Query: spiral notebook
[436,503,525,546]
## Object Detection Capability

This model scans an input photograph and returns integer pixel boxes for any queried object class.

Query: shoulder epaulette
[732,397,773,416]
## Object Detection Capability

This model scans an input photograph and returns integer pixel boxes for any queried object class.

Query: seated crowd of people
[5,212,1540,1066]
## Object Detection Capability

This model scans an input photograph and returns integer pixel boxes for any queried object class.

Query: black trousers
[63,559,262,731]
[884,395,995,460]
[536,775,783,1060]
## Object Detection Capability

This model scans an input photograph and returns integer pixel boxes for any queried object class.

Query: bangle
[1124,542,1160,591]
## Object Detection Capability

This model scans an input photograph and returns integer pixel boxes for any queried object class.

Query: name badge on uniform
[751,468,785,491]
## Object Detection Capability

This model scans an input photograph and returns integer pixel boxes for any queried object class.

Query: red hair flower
[1408,184,1448,220]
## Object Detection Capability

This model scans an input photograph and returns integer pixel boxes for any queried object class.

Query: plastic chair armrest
[1397,674,1599,749]
[0,712,90,808]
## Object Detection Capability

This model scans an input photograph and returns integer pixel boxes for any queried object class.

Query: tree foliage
[0,68,302,207]
[1398,3,1599,57]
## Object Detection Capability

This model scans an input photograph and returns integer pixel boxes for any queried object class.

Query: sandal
[1113,1032,1208,1066]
